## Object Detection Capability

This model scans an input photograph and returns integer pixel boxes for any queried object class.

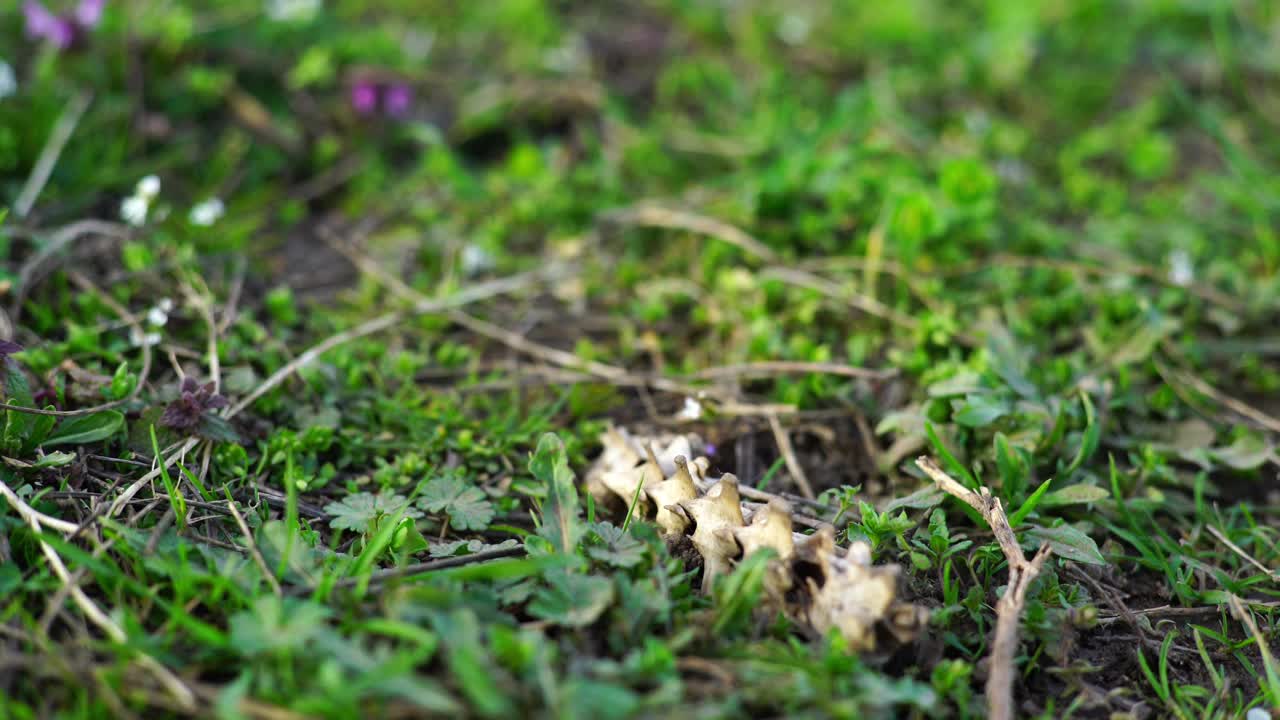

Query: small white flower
[1246,708,1271,720]
[120,195,149,226]
[267,0,320,22]
[146,306,169,327]
[147,298,174,326]
[0,60,17,101]
[676,397,704,421]
[136,175,161,199]
[189,197,225,226]
[1168,249,1194,287]
[129,326,162,348]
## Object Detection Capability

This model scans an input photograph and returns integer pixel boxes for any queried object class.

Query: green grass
[2,1,1279,718]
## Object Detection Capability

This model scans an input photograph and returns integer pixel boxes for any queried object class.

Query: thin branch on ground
[916,456,1051,720]
[106,438,202,519]
[14,91,93,218]
[306,546,526,594]
[599,204,780,263]
[180,278,223,394]
[227,500,283,597]
[0,482,83,535]
[690,361,896,381]
[322,232,810,417]
[9,220,131,321]
[1096,599,1280,625]
[1206,526,1280,584]
[761,266,921,330]
[767,413,815,499]
[1155,354,1280,435]
[1227,594,1280,695]
[227,265,564,417]
[941,253,1246,313]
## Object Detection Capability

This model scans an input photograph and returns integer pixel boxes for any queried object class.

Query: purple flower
[382,83,412,117]
[24,0,104,50]
[350,81,378,115]
[24,1,74,49]
[75,0,105,27]
[160,377,228,432]
[350,79,415,119]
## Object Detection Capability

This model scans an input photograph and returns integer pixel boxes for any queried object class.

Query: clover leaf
[324,490,422,532]
[419,473,494,531]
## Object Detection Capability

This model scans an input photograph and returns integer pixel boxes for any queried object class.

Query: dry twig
[690,361,896,381]
[1156,355,1280,435]
[915,456,1051,720]
[768,413,815,500]
[227,499,283,597]
[1206,526,1280,584]
[14,91,93,217]
[1227,594,1280,703]
[762,266,920,330]
[600,204,779,263]
[303,546,525,595]
[227,266,562,417]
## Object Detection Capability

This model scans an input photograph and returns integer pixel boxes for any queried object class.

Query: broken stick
[915,456,1051,720]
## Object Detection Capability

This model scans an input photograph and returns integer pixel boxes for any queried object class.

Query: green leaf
[1027,523,1106,565]
[433,609,513,718]
[419,474,494,531]
[1009,477,1052,527]
[108,362,135,400]
[429,538,520,558]
[1108,312,1179,366]
[23,409,56,453]
[197,413,241,443]
[389,516,430,556]
[1059,392,1100,477]
[924,421,977,489]
[257,520,321,584]
[1209,434,1272,471]
[953,394,1009,428]
[529,433,583,554]
[31,450,75,469]
[44,411,125,447]
[150,425,187,531]
[882,485,946,513]
[326,490,421,531]
[1041,483,1109,507]
[711,548,774,635]
[560,681,639,720]
[310,630,457,713]
[528,569,615,627]
[586,522,646,567]
[994,433,1026,499]
[230,596,331,656]
[4,361,33,406]
[2,365,35,454]
[927,371,983,398]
